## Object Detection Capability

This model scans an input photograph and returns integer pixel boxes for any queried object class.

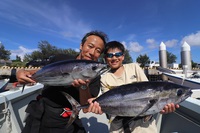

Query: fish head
[175,87,193,102]
[79,62,108,79]
[167,83,193,104]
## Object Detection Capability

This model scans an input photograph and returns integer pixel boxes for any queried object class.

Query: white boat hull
[163,72,200,89]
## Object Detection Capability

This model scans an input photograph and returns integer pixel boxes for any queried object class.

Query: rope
[0,94,8,115]
[0,94,12,133]
[181,75,186,85]
[6,109,12,133]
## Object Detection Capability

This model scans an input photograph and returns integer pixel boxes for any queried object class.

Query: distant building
[145,61,160,68]
[145,60,179,69]
[0,59,12,66]
[167,63,179,69]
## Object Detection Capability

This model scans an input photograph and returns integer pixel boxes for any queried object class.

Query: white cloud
[121,41,127,49]
[181,31,200,46]
[146,38,178,48]
[146,38,158,49]
[0,0,91,40]
[75,48,80,52]
[126,34,136,41]
[10,46,37,61]
[164,39,178,48]
[128,42,143,52]
[116,24,123,29]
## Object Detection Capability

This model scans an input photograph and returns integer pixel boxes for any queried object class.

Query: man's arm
[0,68,38,84]
[72,79,92,113]
[16,69,37,84]
[79,86,92,113]
[72,78,103,114]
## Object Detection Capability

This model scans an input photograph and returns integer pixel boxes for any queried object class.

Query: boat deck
[0,83,200,133]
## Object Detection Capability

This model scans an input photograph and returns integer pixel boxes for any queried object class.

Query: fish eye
[92,66,97,70]
[177,89,183,96]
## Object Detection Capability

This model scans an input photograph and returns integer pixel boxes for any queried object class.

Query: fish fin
[134,99,157,119]
[121,99,158,129]
[61,72,70,77]
[137,99,157,116]
[61,92,81,128]
[21,84,25,93]
[60,67,70,77]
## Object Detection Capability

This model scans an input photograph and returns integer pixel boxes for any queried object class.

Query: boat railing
[0,83,43,133]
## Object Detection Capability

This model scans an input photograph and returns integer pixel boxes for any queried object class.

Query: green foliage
[38,41,59,59]
[191,60,198,68]
[16,55,21,61]
[136,54,150,67]
[0,43,11,60]
[0,40,80,67]
[10,61,26,67]
[123,50,133,64]
[167,51,177,64]
[179,60,198,69]
[23,41,79,62]
[23,54,33,63]
[59,48,79,57]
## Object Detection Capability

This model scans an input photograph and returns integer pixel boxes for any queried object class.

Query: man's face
[105,48,124,69]
[78,35,104,61]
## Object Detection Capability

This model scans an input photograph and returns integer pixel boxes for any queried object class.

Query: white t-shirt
[101,63,148,93]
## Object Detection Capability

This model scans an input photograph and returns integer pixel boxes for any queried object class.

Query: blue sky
[0,0,200,63]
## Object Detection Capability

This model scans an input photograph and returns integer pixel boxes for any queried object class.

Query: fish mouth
[88,65,109,83]
[181,89,193,102]
[187,89,193,96]
[99,65,110,75]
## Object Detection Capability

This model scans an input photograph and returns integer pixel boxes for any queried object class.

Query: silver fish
[62,81,192,128]
[31,59,108,86]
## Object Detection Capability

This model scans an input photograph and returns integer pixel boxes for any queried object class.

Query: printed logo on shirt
[130,75,137,79]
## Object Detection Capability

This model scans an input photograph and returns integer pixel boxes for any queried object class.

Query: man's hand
[71,79,90,88]
[160,103,180,114]
[16,70,37,84]
[82,98,103,114]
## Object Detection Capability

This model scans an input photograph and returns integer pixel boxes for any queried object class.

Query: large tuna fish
[31,59,108,86]
[62,81,193,127]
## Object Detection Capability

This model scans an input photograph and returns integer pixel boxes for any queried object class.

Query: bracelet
[80,85,87,90]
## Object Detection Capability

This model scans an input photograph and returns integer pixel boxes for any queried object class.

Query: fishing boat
[0,79,10,93]
[156,66,200,89]
[0,83,43,133]
[0,81,200,133]
[162,72,200,89]
[156,68,200,133]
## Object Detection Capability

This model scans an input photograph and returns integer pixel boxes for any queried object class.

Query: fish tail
[61,92,81,128]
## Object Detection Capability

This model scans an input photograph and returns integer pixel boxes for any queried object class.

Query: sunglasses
[106,52,124,58]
